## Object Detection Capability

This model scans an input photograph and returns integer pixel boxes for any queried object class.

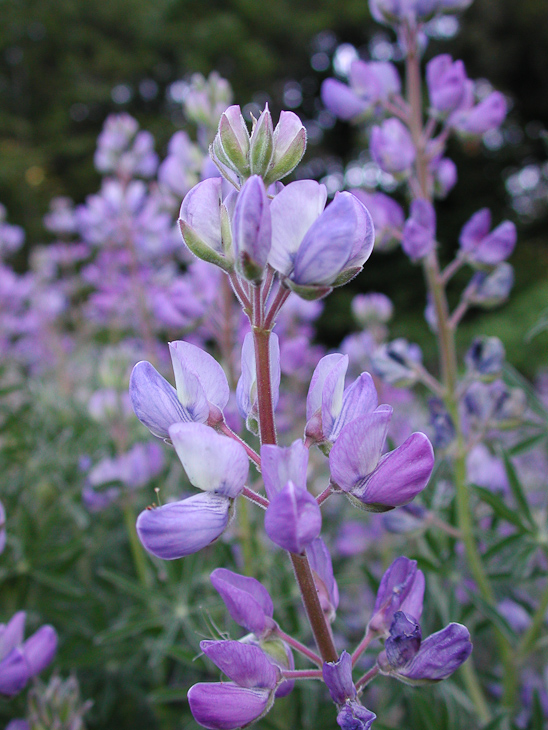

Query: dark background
[1,0,547,372]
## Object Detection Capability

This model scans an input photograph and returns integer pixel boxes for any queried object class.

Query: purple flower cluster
[0,612,57,697]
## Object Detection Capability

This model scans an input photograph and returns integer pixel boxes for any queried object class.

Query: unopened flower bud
[249,106,274,177]
[464,263,514,308]
[212,105,250,178]
[232,176,272,282]
[371,338,423,387]
[264,111,307,185]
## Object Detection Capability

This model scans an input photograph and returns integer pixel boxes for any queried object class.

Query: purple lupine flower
[264,480,322,554]
[0,612,58,697]
[6,721,30,730]
[130,340,230,438]
[94,113,158,178]
[430,156,457,198]
[136,492,232,560]
[86,442,164,495]
[210,568,276,636]
[305,354,378,445]
[351,293,393,325]
[371,338,423,387]
[232,175,272,282]
[426,55,468,114]
[168,422,248,499]
[178,177,236,270]
[337,701,376,730]
[323,651,356,704]
[466,444,509,493]
[369,0,438,25]
[464,263,514,308]
[401,199,436,261]
[458,209,516,267]
[452,91,507,136]
[367,557,425,636]
[378,613,472,684]
[183,71,233,130]
[465,336,505,378]
[158,130,203,198]
[370,118,415,174]
[428,397,455,449]
[236,332,280,428]
[321,78,370,122]
[269,182,374,296]
[351,190,404,252]
[261,440,308,500]
[0,204,25,258]
[306,537,340,621]
[329,404,434,511]
[189,641,279,729]
[497,599,531,634]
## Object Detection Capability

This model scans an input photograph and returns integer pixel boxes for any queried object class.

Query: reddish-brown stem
[355,666,379,693]
[282,669,323,680]
[274,627,322,666]
[241,486,269,510]
[229,271,251,313]
[351,629,374,667]
[316,485,333,506]
[264,285,290,330]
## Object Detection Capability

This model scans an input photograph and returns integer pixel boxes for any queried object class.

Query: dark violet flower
[401,199,436,261]
[305,354,378,446]
[307,537,340,621]
[232,175,272,282]
[370,118,415,175]
[261,440,308,500]
[458,208,516,267]
[136,492,232,560]
[264,480,322,554]
[189,641,279,729]
[337,701,376,730]
[269,182,374,297]
[351,190,404,252]
[0,612,58,697]
[329,408,434,512]
[368,557,425,636]
[178,177,236,271]
[210,568,276,636]
[426,55,468,114]
[323,651,356,704]
[378,616,472,685]
[130,340,230,439]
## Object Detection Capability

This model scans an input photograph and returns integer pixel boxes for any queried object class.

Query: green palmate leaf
[97,567,161,603]
[95,617,163,645]
[472,485,529,533]
[30,569,85,598]
[466,591,518,645]
[501,450,536,528]
[484,532,526,560]
[531,690,545,730]
[508,432,547,456]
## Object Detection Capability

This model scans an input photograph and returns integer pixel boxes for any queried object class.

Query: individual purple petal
[454,91,507,135]
[426,55,468,113]
[370,118,415,174]
[459,208,491,252]
[321,79,369,121]
[179,178,224,253]
[201,640,279,689]
[384,612,422,669]
[261,440,309,499]
[0,648,28,696]
[169,341,230,413]
[236,332,281,420]
[292,192,366,286]
[136,492,230,559]
[351,189,404,252]
[232,175,272,281]
[353,431,434,507]
[323,651,356,704]
[269,181,327,277]
[188,682,273,730]
[0,611,26,659]
[168,423,248,498]
[337,701,376,730]
[402,199,436,261]
[22,625,58,677]
[400,568,425,622]
[306,353,348,424]
[349,60,401,101]
[306,537,340,619]
[210,568,275,636]
[264,481,322,554]
[395,623,472,683]
[330,372,379,442]
[474,222,516,266]
[130,361,195,439]
[368,556,424,636]
[329,409,392,492]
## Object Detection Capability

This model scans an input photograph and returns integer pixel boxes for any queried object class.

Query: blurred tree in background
[1,0,547,371]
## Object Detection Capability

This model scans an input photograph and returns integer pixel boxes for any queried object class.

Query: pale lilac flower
[0,204,25,258]
[351,190,404,251]
[130,340,230,438]
[430,156,457,198]
[466,444,509,493]
[261,440,308,499]
[158,131,203,198]
[401,199,436,260]
[210,568,276,637]
[371,338,423,387]
[351,293,394,325]
[451,91,507,136]
[367,557,425,636]
[136,492,232,560]
[459,208,516,267]
[306,537,340,620]
[464,263,514,308]
[321,78,370,122]
[183,71,233,131]
[371,119,415,174]
[95,114,158,178]
[321,60,400,122]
